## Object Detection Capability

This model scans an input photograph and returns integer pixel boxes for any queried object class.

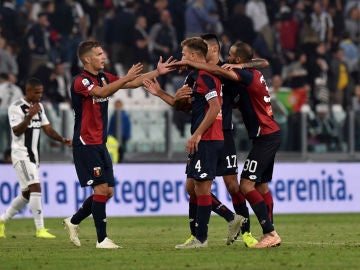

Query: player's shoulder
[10,98,24,108]
[199,69,220,82]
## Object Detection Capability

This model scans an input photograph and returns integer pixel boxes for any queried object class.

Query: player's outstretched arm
[222,58,269,70]
[89,63,143,97]
[42,124,72,147]
[170,60,238,81]
[143,77,176,107]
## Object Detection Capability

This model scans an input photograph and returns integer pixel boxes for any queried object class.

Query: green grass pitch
[0,214,359,270]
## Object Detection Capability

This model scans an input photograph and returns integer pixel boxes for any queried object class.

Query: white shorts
[14,160,40,191]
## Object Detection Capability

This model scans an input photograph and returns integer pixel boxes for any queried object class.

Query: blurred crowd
[0,0,360,152]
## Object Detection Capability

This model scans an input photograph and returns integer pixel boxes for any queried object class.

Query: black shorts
[216,130,238,176]
[73,144,115,188]
[240,131,281,183]
[186,140,224,181]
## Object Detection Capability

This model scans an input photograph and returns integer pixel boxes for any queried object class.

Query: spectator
[108,99,131,163]
[25,12,51,76]
[327,0,344,46]
[149,9,177,88]
[329,47,351,109]
[107,2,136,74]
[223,2,256,45]
[310,1,334,47]
[0,37,18,79]
[277,6,299,53]
[185,0,220,38]
[245,0,273,54]
[345,4,360,45]
[282,52,309,89]
[308,104,340,152]
[339,32,359,75]
[168,0,186,43]
[133,15,152,72]
[0,0,21,43]
[0,73,23,152]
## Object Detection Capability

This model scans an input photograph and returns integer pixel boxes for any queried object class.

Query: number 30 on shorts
[243,159,258,173]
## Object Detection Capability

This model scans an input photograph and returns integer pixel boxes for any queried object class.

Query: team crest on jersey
[82,78,90,87]
[93,167,102,177]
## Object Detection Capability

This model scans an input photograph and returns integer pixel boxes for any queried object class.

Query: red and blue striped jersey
[231,68,280,138]
[185,69,223,141]
[71,70,118,145]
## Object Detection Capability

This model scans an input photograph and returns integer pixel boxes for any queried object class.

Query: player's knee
[22,190,30,200]
[239,179,254,194]
[107,190,114,199]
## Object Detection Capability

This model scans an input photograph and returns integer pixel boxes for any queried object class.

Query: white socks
[29,192,44,230]
[0,195,28,222]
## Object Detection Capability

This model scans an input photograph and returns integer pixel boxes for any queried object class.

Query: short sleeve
[40,103,50,126]
[8,104,23,128]
[73,76,95,97]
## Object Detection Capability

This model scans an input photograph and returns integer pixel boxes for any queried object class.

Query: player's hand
[157,56,177,75]
[124,63,143,81]
[174,84,192,101]
[62,138,72,147]
[143,77,162,96]
[186,134,201,154]
[28,102,41,117]
[168,60,188,73]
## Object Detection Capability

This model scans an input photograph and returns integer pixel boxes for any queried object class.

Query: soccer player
[172,41,282,248]
[0,77,72,239]
[144,37,230,248]
[63,40,174,248]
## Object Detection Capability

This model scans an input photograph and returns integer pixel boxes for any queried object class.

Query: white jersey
[8,98,50,166]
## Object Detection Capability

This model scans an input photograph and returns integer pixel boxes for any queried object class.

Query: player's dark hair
[77,40,102,61]
[201,33,220,47]
[232,41,253,61]
[26,77,43,89]
[181,37,208,58]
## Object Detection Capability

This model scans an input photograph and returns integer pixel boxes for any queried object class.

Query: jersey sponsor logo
[28,120,42,129]
[93,166,102,177]
[92,96,110,104]
[86,179,94,185]
[205,90,218,101]
[249,175,257,180]
[200,173,208,178]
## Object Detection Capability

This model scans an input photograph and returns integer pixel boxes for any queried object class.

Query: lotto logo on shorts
[93,167,102,177]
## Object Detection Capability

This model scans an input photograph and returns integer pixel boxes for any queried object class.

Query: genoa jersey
[71,70,118,145]
[231,68,280,138]
[8,99,50,165]
[184,69,223,140]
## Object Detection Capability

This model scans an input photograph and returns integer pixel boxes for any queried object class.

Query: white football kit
[8,99,49,190]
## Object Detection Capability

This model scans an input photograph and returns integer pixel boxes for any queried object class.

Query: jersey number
[195,160,201,172]
[243,159,258,173]
[226,155,237,168]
